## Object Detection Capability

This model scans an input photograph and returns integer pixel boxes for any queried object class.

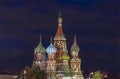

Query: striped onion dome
[34,35,46,54]
[46,37,56,54]
[70,35,80,53]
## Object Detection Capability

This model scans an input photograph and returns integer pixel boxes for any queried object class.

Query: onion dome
[34,35,46,54]
[46,37,57,54]
[61,54,70,60]
[70,35,80,53]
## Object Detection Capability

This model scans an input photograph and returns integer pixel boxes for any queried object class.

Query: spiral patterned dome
[46,43,57,54]
[70,35,80,53]
[34,35,46,54]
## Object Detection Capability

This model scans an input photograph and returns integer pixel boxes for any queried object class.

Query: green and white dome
[34,35,46,54]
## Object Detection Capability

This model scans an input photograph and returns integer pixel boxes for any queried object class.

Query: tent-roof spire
[55,10,64,37]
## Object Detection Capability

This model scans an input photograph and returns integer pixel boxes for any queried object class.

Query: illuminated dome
[61,54,70,60]
[46,41,56,54]
[34,35,45,54]
[70,35,80,53]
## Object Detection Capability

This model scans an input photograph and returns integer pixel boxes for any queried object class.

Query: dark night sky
[0,0,119,74]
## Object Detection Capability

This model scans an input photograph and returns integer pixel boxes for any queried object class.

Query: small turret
[70,35,80,53]
[33,34,46,70]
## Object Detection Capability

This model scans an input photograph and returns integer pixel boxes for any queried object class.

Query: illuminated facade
[32,12,84,79]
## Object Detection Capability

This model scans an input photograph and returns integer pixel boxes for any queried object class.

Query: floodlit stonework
[31,11,84,79]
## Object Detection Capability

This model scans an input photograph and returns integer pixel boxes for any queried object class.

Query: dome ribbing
[46,37,56,54]
[34,35,46,54]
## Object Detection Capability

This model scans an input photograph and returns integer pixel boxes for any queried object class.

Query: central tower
[54,11,68,60]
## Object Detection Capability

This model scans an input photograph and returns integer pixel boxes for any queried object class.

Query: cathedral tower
[54,11,68,60]
[46,38,57,79]
[70,35,84,79]
[33,35,46,70]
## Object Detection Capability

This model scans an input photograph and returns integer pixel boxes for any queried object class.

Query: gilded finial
[58,9,62,24]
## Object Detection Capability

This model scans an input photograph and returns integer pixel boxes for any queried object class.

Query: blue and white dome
[46,37,57,55]
[46,43,56,54]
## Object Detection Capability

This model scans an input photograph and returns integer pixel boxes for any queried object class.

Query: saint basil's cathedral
[31,12,84,79]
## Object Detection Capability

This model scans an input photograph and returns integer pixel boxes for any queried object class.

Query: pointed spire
[73,35,78,45]
[74,35,77,43]
[55,10,64,37]
[59,9,62,18]
[39,34,42,43]
[58,10,63,25]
